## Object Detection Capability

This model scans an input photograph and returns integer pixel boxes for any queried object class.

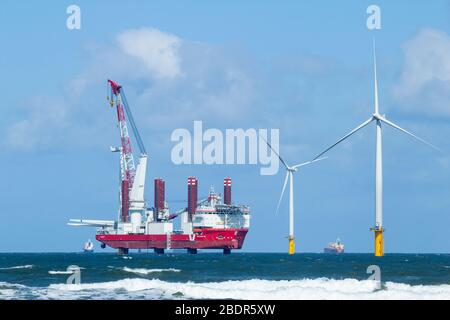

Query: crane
[107,80,148,223]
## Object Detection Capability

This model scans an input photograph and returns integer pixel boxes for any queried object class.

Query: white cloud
[4,27,258,151]
[5,97,69,151]
[393,28,450,117]
[117,27,182,79]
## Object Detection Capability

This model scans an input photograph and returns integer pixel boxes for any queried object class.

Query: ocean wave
[121,267,181,275]
[48,270,75,275]
[0,282,27,289]
[0,289,17,298]
[42,278,450,300]
[0,265,33,270]
[0,282,28,300]
[2,278,450,300]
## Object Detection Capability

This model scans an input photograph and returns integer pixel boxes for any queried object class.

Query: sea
[0,252,449,300]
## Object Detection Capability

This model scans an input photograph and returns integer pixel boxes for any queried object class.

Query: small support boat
[83,239,94,253]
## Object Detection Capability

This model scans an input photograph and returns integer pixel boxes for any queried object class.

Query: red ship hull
[96,228,249,250]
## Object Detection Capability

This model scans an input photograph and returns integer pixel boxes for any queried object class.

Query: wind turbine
[264,138,326,255]
[312,42,440,256]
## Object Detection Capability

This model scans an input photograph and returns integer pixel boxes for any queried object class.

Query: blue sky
[0,1,449,252]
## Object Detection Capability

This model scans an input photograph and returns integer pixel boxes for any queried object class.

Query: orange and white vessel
[323,238,344,254]
[69,80,250,254]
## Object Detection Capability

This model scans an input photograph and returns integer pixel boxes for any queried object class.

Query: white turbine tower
[312,42,440,256]
[264,138,326,254]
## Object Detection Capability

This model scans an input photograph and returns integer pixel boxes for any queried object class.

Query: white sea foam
[0,289,16,298]
[48,270,75,275]
[41,278,450,300]
[0,265,33,270]
[0,281,27,288]
[0,282,28,300]
[122,267,181,275]
[2,278,450,300]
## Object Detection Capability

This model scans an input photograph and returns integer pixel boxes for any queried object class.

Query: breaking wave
[121,267,181,275]
[0,282,27,300]
[48,270,75,275]
[0,265,33,270]
[2,278,450,300]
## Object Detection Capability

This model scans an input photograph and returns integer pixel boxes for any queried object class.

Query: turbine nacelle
[372,113,381,120]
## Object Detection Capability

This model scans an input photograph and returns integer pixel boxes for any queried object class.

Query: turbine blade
[312,117,374,160]
[373,38,379,115]
[260,135,289,169]
[276,172,290,215]
[292,157,328,169]
[378,116,441,152]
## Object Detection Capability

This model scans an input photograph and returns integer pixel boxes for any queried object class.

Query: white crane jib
[68,219,115,227]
